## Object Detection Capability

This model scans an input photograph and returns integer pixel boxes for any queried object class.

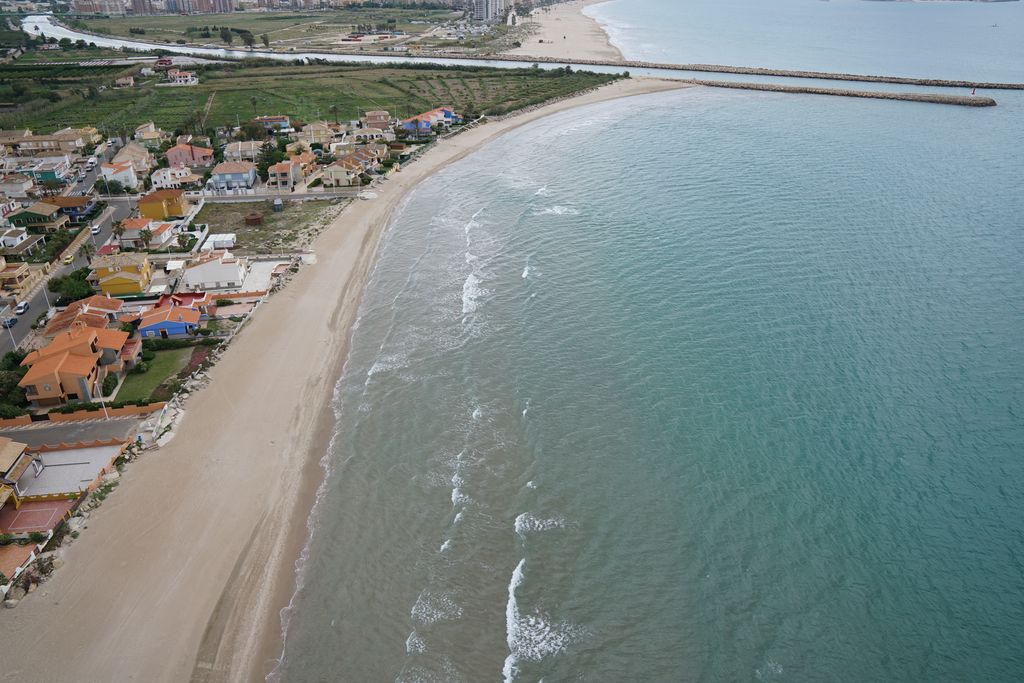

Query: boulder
[102,471,120,483]
[3,599,18,609]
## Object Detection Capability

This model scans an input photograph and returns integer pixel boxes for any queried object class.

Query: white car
[90,224,102,235]
[14,301,29,315]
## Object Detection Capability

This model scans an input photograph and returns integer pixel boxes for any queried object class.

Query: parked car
[90,224,102,235]
[62,254,75,264]
[2,317,17,328]
[14,301,29,315]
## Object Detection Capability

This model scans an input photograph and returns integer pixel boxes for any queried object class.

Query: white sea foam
[462,272,486,314]
[534,186,551,197]
[514,513,565,538]
[755,660,784,680]
[472,407,483,420]
[406,630,427,654]
[503,559,583,682]
[534,206,580,216]
[439,539,452,553]
[522,264,531,279]
[526,480,537,490]
[453,510,465,525]
[367,354,406,379]
[411,590,463,625]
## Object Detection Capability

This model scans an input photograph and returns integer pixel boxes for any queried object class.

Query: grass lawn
[116,348,192,403]
[196,199,347,254]
[0,58,621,132]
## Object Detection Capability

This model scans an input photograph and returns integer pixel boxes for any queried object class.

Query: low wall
[0,415,32,429]
[46,403,165,423]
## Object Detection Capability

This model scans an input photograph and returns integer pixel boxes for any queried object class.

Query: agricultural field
[76,8,462,50]
[0,60,622,133]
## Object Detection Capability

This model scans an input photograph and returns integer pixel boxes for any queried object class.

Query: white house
[166,69,199,86]
[0,227,27,248]
[100,161,139,189]
[0,174,33,198]
[151,165,202,190]
[181,252,249,291]
[203,233,237,250]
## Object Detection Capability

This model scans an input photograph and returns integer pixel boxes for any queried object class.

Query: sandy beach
[504,0,624,63]
[0,77,686,683]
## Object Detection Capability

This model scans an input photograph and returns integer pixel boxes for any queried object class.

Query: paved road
[0,416,141,448]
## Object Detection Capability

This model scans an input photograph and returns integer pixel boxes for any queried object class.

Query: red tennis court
[0,499,75,534]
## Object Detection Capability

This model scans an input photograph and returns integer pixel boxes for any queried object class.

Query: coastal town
[0,100,468,604]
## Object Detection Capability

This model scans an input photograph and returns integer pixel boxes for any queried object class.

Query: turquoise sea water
[275,3,1024,682]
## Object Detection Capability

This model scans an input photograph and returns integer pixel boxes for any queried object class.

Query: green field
[116,348,192,403]
[77,9,461,47]
[0,60,621,133]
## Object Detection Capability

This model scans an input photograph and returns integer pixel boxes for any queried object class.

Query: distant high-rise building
[131,0,154,13]
[73,0,126,13]
[473,0,506,22]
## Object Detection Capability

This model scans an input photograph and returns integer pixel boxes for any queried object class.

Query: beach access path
[0,77,687,683]
[504,0,624,63]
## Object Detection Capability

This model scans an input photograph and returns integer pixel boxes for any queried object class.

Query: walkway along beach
[0,78,688,683]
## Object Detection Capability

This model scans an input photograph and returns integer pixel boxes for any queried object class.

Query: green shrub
[28,531,46,543]
[0,403,25,419]
[197,328,212,336]
[198,338,221,347]
[0,533,13,546]
[141,350,155,362]
[130,362,149,375]
[142,338,194,351]
[215,298,234,307]
[101,374,118,396]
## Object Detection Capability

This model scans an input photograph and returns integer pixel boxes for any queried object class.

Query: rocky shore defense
[689,79,999,107]
[484,54,1024,90]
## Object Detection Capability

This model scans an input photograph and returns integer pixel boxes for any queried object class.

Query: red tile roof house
[267,160,303,190]
[165,143,214,168]
[43,294,124,339]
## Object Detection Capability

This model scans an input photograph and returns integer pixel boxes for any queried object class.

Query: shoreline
[0,77,689,683]
[504,0,625,63]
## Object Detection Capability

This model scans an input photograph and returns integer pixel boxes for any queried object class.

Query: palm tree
[250,95,258,118]
[139,228,153,249]
[81,241,96,262]
[112,221,125,244]
[329,104,338,124]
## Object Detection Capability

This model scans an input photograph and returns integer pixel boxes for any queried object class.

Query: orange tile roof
[121,217,152,230]
[140,306,201,327]
[212,161,256,174]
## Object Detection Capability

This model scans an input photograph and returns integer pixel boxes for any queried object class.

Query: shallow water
[275,79,1024,681]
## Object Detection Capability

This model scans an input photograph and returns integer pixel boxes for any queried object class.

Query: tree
[241,32,255,49]
[139,228,153,248]
[41,179,62,196]
[100,179,124,195]
[329,104,338,123]
[220,27,233,45]
[239,120,266,141]
[250,95,258,117]
[112,221,125,241]
[177,233,191,250]
[47,268,93,305]
[81,241,95,262]
[260,33,270,48]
